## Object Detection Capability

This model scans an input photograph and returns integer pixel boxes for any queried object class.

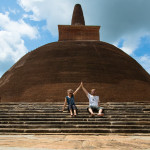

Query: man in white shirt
[81,82,104,117]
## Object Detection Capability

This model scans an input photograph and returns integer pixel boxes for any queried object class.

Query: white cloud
[0,31,27,62]
[115,30,150,55]
[8,8,20,14]
[18,0,150,56]
[114,35,140,55]
[136,55,150,74]
[0,12,39,62]
[18,0,75,36]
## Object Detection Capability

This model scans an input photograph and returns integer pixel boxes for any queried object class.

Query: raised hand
[81,82,89,96]
[73,83,82,96]
[81,82,84,89]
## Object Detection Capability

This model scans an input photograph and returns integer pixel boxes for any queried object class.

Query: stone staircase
[0,102,150,135]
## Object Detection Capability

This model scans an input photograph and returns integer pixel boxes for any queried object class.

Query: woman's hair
[67,89,73,93]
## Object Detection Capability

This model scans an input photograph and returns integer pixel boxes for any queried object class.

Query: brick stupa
[0,4,150,102]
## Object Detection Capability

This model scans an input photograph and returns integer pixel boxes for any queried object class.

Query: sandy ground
[0,135,150,150]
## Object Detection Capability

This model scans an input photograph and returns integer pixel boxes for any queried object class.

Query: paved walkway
[0,135,150,150]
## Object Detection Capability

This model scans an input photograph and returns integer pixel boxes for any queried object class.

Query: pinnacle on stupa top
[71,4,85,25]
[58,4,100,41]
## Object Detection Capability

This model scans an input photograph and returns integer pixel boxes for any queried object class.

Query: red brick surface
[0,41,150,102]
[71,4,85,25]
[58,25,100,41]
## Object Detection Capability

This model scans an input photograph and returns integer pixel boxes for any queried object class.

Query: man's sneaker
[97,113,104,117]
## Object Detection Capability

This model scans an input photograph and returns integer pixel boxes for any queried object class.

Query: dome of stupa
[0,4,150,102]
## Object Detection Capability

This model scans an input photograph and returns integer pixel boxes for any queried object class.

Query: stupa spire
[71,4,85,25]
[58,4,100,41]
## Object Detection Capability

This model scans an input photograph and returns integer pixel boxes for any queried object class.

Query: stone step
[0,104,149,106]
[0,124,150,129]
[143,109,150,111]
[1,118,150,121]
[0,109,148,113]
[0,103,88,105]
[1,121,150,125]
[0,109,145,112]
[0,111,148,115]
[0,109,149,112]
[0,104,149,107]
[0,114,149,118]
[0,112,146,115]
[0,114,146,117]
[0,110,149,113]
[0,128,150,134]
[0,113,148,116]
[0,107,146,110]
[0,105,149,107]
[0,108,149,111]
[106,102,150,105]
[1,104,147,106]
[0,113,147,116]
[0,132,149,136]
[0,101,149,104]
[0,111,147,114]
[0,102,149,134]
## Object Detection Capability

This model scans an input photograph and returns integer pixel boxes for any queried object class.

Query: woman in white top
[81,82,104,117]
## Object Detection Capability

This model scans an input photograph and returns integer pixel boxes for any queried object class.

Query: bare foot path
[0,135,150,150]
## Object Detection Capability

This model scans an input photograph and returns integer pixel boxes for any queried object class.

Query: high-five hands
[81,82,83,88]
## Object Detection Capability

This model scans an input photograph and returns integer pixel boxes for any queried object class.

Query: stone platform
[0,135,150,150]
[0,102,150,135]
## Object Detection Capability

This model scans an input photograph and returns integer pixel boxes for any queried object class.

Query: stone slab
[0,135,150,150]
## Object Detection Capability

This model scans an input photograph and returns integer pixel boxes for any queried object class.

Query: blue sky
[0,0,150,77]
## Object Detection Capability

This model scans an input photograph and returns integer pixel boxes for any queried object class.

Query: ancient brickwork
[71,4,85,25]
[0,41,150,102]
[58,25,100,41]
